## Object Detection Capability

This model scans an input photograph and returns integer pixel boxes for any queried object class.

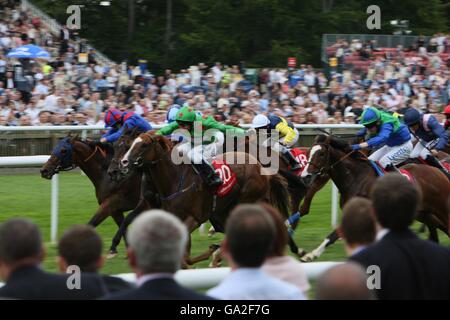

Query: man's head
[57,225,103,273]
[371,175,421,230]
[0,219,44,281]
[339,197,376,256]
[127,210,188,276]
[224,204,276,268]
[316,262,375,300]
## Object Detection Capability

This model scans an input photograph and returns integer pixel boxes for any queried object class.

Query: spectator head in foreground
[224,204,276,269]
[260,203,310,294]
[0,218,44,281]
[371,174,421,230]
[57,225,103,273]
[127,209,188,276]
[207,204,305,300]
[315,262,375,300]
[339,197,376,256]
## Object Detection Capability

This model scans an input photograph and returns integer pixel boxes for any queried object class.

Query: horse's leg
[111,212,127,247]
[299,176,329,218]
[301,229,339,262]
[188,244,221,266]
[87,203,111,227]
[107,199,150,259]
[182,216,200,268]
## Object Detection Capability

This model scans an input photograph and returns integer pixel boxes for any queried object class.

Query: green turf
[0,172,448,277]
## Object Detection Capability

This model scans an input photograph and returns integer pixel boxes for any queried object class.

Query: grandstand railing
[0,261,342,290]
[321,33,430,63]
[21,0,115,66]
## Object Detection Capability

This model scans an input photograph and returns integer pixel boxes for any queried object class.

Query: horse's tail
[268,173,291,218]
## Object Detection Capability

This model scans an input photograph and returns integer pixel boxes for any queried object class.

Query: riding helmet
[175,106,197,123]
[104,109,123,128]
[360,107,381,127]
[403,108,422,126]
[251,114,270,129]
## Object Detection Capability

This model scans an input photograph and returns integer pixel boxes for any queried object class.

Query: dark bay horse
[117,132,295,265]
[300,134,450,261]
[40,135,142,244]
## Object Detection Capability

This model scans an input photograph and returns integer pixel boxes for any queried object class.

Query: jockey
[403,108,450,178]
[444,105,450,130]
[166,105,181,123]
[100,108,152,143]
[156,106,245,187]
[351,107,413,172]
[250,114,301,171]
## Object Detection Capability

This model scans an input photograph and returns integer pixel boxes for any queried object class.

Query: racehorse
[116,132,296,266]
[40,135,142,245]
[300,134,450,261]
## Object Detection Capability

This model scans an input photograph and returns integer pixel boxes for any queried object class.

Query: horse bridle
[306,142,356,177]
[130,133,170,167]
[54,141,106,173]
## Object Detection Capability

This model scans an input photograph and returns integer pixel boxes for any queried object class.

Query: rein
[83,145,107,163]
[309,143,356,176]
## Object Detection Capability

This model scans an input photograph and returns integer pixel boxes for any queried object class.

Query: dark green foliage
[32,0,450,71]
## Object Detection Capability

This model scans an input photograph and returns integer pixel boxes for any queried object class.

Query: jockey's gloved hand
[351,144,361,151]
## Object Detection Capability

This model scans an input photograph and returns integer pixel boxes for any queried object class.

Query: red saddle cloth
[289,148,309,175]
[441,161,450,172]
[375,161,414,183]
[399,169,414,183]
[212,160,237,197]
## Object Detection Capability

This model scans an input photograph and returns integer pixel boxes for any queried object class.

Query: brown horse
[117,132,294,265]
[300,134,450,261]
[40,135,142,245]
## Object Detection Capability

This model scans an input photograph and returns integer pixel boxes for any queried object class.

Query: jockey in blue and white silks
[403,108,450,179]
[351,107,413,171]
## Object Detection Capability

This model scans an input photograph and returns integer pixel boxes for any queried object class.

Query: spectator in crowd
[207,204,305,300]
[315,262,375,300]
[57,225,132,294]
[350,174,450,300]
[338,197,376,257]
[260,204,310,295]
[0,218,106,299]
[105,210,212,300]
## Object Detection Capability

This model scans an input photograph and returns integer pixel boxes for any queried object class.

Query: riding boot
[385,163,400,174]
[281,149,301,171]
[425,155,450,180]
[193,160,223,187]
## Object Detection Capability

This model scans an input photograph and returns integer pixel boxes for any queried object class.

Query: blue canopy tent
[6,44,50,59]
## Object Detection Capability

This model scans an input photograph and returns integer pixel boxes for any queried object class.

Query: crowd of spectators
[2,4,450,130]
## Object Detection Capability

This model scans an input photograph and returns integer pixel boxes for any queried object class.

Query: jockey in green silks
[156,106,245,187]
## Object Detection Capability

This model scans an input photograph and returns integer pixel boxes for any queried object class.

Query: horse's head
[300,134,351,185]
[119,132,171,175]
[40,136,77,179]
[108,128,144,181]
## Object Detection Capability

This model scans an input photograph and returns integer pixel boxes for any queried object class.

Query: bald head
[316,262,376,300]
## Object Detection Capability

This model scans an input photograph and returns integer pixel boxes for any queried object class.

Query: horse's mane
[140,132,173,153]
[314,134,366,161]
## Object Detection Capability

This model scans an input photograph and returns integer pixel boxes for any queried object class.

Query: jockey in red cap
[101,109,152,143]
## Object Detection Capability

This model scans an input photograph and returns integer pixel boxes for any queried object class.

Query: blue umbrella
[6,44,50,59]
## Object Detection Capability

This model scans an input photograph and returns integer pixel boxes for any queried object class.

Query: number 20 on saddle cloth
[212,160,237,197]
